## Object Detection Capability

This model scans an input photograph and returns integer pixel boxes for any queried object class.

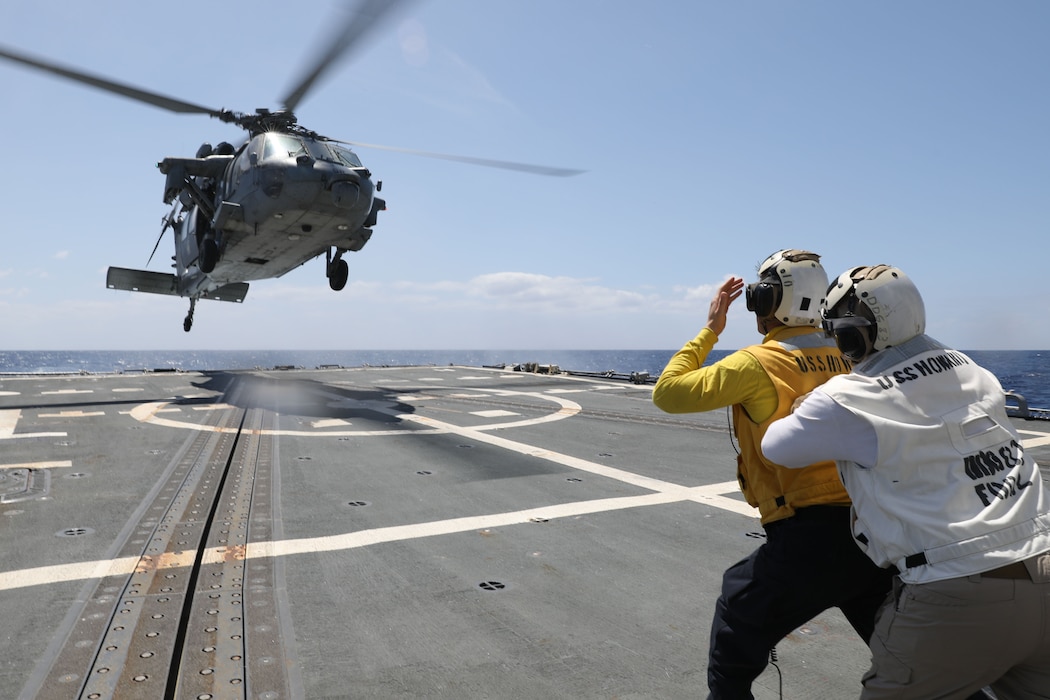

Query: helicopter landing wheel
[329,258,349,291]
[199,238,219,273]
[184,299,195,332]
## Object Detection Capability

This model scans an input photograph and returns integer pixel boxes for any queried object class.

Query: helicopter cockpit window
[263,133,308,161]
[331,145,364,168]
[325,144,364,168]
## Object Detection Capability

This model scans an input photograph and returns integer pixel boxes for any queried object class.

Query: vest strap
[904,552,928,568]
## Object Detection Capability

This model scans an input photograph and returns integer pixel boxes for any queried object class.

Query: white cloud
[0,270,773,350]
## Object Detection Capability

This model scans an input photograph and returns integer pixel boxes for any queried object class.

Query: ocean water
[0,348,1047,409]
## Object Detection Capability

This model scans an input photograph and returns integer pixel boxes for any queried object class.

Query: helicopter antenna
[281,0,415,113]
[147,211,178,267]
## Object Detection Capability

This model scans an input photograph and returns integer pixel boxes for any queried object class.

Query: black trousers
[706,505,894,700]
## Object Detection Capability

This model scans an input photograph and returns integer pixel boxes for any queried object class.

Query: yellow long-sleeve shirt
[653,325,853,524]
[652,326,779,424]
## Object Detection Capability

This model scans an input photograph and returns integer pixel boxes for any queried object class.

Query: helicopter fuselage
[163,131,383,294]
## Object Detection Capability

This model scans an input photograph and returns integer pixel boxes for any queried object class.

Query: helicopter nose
[331,181,360,209]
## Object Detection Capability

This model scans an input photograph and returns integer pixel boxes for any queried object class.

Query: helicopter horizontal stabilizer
[106,267,248,303]
[200,283,250,303]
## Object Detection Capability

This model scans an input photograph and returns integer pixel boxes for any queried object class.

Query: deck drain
[346,501,369,507]
[478,581,505,591]
[416,470,432,476]
[745,531,766,539]
[57,527,94,538]
[566,477,582,482]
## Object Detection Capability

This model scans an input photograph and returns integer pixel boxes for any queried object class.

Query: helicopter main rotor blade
[0,45,223,116]
[281,0,415,113]
[343,141,585,177]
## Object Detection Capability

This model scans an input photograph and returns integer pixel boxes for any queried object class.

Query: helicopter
[0,0,581,332]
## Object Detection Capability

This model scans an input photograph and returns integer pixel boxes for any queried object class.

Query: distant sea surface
[1,348,1047,409]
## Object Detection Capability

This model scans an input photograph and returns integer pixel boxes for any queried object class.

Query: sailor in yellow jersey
[653,249,894,700]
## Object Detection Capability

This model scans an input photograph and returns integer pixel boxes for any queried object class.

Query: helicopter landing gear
[329,259,349,291]
[184,298,196,332]
[199,238,219,273]
[327,248,349,291]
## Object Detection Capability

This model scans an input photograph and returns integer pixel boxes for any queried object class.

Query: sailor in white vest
[762,264,1050,700]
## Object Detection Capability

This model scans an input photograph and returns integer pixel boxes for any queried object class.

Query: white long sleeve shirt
[763,335,1050,584]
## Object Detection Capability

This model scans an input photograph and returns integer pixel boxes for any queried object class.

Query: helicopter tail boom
[106,267,249,302]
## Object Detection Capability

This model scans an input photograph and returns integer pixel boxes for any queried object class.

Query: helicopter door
[173,207,219,274]
[222,135,261,201]
[174,211,199,276]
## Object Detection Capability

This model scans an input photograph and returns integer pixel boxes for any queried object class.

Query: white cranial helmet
[822,265,926,361]
[745,249,828,327]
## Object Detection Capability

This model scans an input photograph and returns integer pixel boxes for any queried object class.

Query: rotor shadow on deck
[190,371,421,425]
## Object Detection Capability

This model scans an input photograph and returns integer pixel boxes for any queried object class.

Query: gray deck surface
[1,365,1047,699]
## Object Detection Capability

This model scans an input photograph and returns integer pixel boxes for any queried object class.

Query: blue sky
[0,1,1047,350]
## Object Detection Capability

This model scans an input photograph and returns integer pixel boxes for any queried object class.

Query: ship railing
[1006,391,1050,421]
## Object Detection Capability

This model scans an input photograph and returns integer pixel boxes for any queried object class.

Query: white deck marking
[312,419,352,428]
[0,410,19,437]
[0,481,748,592]
[0,409,67,439]
[0,557,140,592]
[259,484,747,559]
[471,410,518,418]
[127,389,582,436]
[39,411,104,418]
[0,460,73,470]
[1018,429,1050,448]
[41,389,92,395]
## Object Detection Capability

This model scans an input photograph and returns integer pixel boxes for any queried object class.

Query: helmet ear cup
[834,326,874,362]
[746,281,780,318]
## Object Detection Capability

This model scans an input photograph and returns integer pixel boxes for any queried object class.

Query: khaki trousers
[861,562,1050,699]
